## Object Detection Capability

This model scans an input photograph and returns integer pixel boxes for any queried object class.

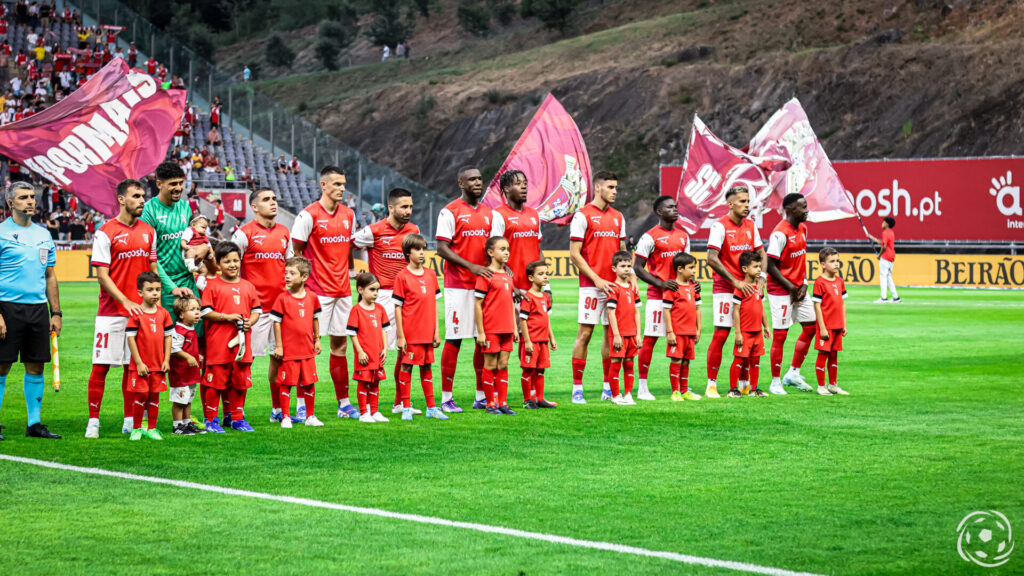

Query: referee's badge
[39,248,47,265]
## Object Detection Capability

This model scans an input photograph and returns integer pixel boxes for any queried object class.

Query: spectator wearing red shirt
[127,42,137,67]
[145,57,156,75]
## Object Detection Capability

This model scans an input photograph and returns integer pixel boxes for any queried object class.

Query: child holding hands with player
[474,236,520,415]
[606,252,642,405]
[393,234,447,421]
[347,273,391,423]
[663,252,702,402]
[812,248,850,396]
[730,251,771,397]
[518,260,558,409]
[271,257,324,428]
[169,295,204,435]
[125,272,173,441]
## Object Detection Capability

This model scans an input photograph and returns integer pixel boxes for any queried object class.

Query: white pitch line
[0,454,826,576]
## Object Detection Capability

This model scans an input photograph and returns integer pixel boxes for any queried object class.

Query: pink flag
[483,94,591,225]
[674,116,777,233]
[0,58,186,217]
[748,98,855,222]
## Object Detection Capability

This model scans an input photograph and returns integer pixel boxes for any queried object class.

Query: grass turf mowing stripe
[0,454,826,576]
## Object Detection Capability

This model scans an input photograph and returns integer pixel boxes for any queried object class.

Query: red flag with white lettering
[0,58,186,217]
[674,116,778,233]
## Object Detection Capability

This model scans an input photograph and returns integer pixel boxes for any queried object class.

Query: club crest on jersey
[531,217,537,225]
[420,286,427,293]
[206,373,213,383]
[371,318,378,327]
[281,238,288,249]
[233,295,241,305]
[148,319,157,333]
[299,309,306,318]
[143,233,149,242]
[343,220,350,230]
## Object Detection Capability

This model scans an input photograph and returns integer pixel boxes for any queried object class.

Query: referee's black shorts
[0,302,51,364]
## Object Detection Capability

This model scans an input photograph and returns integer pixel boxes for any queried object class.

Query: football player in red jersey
[766,193,816,394]
[436,167,493,413]
[232,188,294,421]
[704,186,765,398]
[491,170,544,291]
[633,195,694,400]
[353,187,420,414]
[86,179,158,439]
[291,166,358,418]
[568,170,627,404]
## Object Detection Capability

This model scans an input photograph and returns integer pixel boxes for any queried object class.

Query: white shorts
[92,315,129,365]
[169,384,197,405]
[378,289,397,350]
[643,299,665,338]
[712,293,735,329]
[318,295,353,337]
[577,287,609,326]
[250,312,277,357]
[768,291,815,330]
[444,288,478,340]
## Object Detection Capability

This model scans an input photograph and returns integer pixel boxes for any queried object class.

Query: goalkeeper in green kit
[141,162,198,316]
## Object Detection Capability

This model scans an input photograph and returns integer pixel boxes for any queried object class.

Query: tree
[488,0,517,26]
[457,0,491,37]
[315,20,353,71]
[365,0,414,47]
[265,34,295,68]
[315,39,339,71]
[532,0,581,34]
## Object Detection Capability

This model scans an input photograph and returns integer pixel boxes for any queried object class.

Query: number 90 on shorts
[577,287,609,326]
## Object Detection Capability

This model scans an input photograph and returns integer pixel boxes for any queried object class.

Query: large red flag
[674,116,777,233]
[483,93,591,225]
[0,58,186,217]
[748,98,855,222]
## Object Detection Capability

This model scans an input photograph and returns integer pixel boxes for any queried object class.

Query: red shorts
[814,328,844,352]
[519,341,551,369]
[202,362,253,390]
[401,343,435,366]
[481,333,514,354]
[277,357,318,387]
[353,366,387,383]
[734,331,765,358]
[609,335,638,359]
[126,370,167,394]
[666,335,697,360]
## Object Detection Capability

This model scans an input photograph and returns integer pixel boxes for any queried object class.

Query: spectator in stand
[156,63,168,85]
[127,42,137,68]
[224,161,236,185]
[45,211,58,240]
[28,2,39,30]
[203,153,220,174]
[396,43,405,58]
[191,148,203,171]
[57,209,69,241]
[382,45,390,61]
[276,154,288,174]
[289,155,300,175]
[212,198,225,237]
[209,104,220,129]
[76,26,90,49]
[243,65,251,82]
[207,125,222,147]
[68,194,78,214]
[39,1,51,30]
[200,145,210,160]
[105,27,119,51]
[113,46,124,61]
[15,1,28,29]
[0,42,9,70]
[145,56,156,76]
[187,185,200,216]
[61,6,71,24]
[69,217,85,243]
[50,187,59,211]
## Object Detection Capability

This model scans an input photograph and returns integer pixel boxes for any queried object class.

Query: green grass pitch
[1,280,1022,575]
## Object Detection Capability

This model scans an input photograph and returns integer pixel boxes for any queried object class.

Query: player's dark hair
[782,193,804,208]
[249,187,274,205]
[457,166,479,180]
[356,272,379,292]
[499,170,526,194]
[387,188,412,205]
[653,194,674,213]
[116,178,144,197]
[172,294,199,318]
[484,235,508,265]
[319,165,345,181]
[819,247,839,262]
[285,256,312,277]
[612,250,632,267]
[725,186,749,200]
[884,217,896,228]
[525,260,548,278]
[739,250,759,268]
[155,161,184,181]
[673,252,696,270]
[594,170,617,183]
[137,270,161,289]
[214,241,241,263]
[402,233,427,258]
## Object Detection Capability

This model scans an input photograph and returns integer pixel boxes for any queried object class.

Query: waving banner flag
[748,98,855,222]
[483,93,591,225]
[0,58,186,217]
[674,116,780,233]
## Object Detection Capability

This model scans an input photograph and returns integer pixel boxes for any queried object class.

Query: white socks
[441,391,453,402]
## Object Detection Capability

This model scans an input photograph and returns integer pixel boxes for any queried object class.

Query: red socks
[357,382,369,414]
[228,388,247,421]
[132,393,146,429]
[729,356,744,389]
[301,384,315,415]
[534,370,546,400]
[602,357,611,387]
[482,368,496,407]
[828,352,838,385]
[792,325,815,369]
[623,359,635,396]
[440,341,459,394]
[279,385,292,417]
[394,363,403,406]
[202,386,221,420]
[421,367,436,408]
[770,329,788,378]
[638,336,656,380]
[398,368,412,408]
[680,363,689,393]
[608,361,621,397]
[270,379,281,411]
[707,328,729,380]
[669,363,681,393]
[747,358,760,390]
[496,368,509,406]
[329,354,349,401]
[815,351,828,387]
[521,368,533,402]
[473,345,485,393]
[571,357,585,387]
[87,364,109,419]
